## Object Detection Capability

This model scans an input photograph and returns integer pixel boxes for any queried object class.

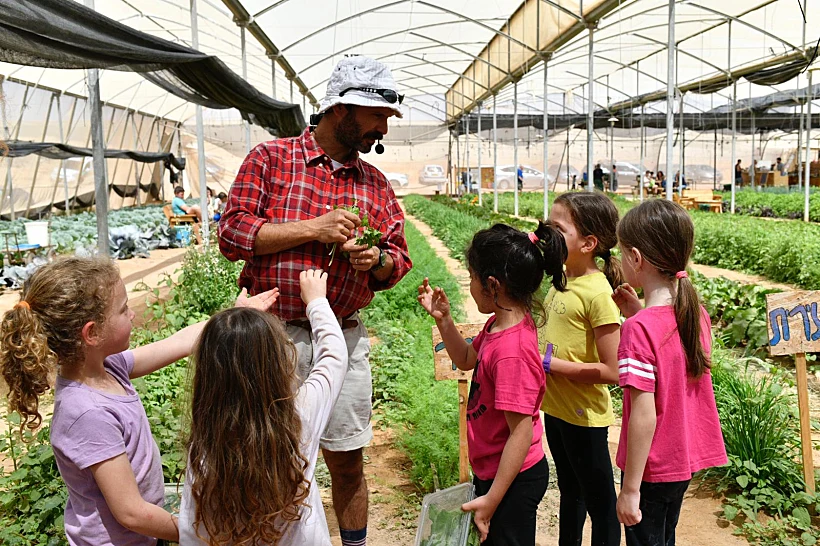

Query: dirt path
[403,212,747,546]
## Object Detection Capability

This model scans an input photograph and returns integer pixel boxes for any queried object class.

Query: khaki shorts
[286,313,373,452]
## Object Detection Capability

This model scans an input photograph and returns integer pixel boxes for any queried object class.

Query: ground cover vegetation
[405,193,819,545]
[720,189,820,222]
[0,220,469,543]
[479,190,820,291]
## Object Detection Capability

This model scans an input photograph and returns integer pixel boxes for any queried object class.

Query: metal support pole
[84,2,109,254]
[290,80,294,103]
[751,109,756,191]
[804,69,813,222]
[713,129,718,191]
[191,0,209,242]
[586,25,594,192]
[55,95,72,215]
[729,20,736,213]
[493,93,498,213]
[271,56,277,98]
[799,75,804,190]
[465,113,470,194]
[241,24,250,154]
[664,0,675,201]
[543,59,549,219]
[477,102,482,206]
[639,102,645,201]
[679,91,684,195]
[514,80,519,216]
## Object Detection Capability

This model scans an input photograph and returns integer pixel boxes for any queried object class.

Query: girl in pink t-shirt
[0,257,277,546]
[612,200,727,546]
[418,222,567,545]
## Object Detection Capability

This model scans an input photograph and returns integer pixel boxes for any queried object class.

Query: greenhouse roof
[0,0,818,127]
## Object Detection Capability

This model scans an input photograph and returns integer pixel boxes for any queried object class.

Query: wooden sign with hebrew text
[766,291,820,356]
[432,323,484,381]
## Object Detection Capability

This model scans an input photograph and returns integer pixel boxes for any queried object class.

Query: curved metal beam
[299,19,504,79]
[683,1,800,52]
[539,0,583,22]
[408,32,504,73]
[282,0,528,54]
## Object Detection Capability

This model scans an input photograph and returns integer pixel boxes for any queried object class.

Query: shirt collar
[300,127,365,179]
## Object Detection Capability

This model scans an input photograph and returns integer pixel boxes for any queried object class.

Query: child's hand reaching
[612,283,642,318]
[234,287,279,311]
[462,495,495,542]
[417,278,451,321]
[300,269,328,305]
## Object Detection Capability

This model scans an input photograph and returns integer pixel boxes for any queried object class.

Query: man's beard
[334,110,383,154]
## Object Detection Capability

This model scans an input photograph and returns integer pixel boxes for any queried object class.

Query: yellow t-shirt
[539,271,620,427]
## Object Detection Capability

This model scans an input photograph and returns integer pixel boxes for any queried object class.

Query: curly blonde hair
[186,307,310,545]
[0,257,120,434]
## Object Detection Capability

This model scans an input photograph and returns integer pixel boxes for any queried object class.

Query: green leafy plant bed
[720,189,820,222]
[710,349,820,545]
[474,191,635,220]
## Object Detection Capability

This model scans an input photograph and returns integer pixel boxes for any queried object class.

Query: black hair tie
[601,249,612,260]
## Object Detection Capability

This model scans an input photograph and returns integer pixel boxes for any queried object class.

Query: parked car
[659,164,723,185]
[494,165,551,190]
[548,164,582,186]
[377,168,408,187]
[419,165,448,189]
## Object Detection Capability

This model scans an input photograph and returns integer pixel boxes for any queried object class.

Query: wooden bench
[682,190,722,213]
[162,204,201,244]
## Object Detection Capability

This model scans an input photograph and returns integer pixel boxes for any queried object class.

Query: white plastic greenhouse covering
[0,0,818,220]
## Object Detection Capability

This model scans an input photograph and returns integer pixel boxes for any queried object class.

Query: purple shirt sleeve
[62,409,128,469]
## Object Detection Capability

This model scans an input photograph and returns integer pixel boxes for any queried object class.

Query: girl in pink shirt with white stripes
[612,199,727,546]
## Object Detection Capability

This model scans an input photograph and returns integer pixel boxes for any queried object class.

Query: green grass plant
[720,189,820,222]
[365,220,465,491]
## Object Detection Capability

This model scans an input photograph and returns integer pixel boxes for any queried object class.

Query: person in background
[735,159,743,187]
[517,165,525,191]
[612,199,727,546]
[775,157,787,176]
[611,165,619,193]
[171,186,202,222]
[593,164,605,192]
[213,192,228,221]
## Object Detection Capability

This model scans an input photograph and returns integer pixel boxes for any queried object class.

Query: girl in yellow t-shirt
[541,192,623,546]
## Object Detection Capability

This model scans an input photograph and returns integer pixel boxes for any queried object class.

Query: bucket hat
[317,56,404,118]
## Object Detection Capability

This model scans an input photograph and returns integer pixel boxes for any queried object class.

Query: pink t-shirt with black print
[468,314,546,481]
[616,306,727,482]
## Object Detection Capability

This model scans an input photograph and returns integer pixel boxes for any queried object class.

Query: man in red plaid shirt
[219,56,411,546]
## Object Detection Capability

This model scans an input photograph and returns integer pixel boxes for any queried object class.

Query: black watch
[371,247,387,272]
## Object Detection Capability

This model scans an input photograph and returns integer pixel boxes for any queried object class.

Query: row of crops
[404,194,819,545]
[481,191,820,290]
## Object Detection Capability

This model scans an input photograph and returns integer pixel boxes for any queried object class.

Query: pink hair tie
[528,232,539,244]
[675,271,688,280]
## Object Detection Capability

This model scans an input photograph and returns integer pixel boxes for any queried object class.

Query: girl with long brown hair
[0,257,277,546]
[613,199,726,545]
[539,191,624,546]
[179,269,348,546]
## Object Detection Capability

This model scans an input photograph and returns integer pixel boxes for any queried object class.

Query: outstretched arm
[417,278,477,371]
[130,288,279,378]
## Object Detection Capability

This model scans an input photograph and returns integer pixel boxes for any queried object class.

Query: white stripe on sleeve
[618,358,657,380]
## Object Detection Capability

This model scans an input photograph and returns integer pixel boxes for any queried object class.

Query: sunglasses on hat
[339,87,404,105]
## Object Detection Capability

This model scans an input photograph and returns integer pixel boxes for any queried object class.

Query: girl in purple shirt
[612,200,727,546]
[419,222,567,546]
[0,257,277,545]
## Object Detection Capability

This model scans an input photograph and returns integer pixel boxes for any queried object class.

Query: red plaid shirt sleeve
[218,145,270,263]
[367,175,410,292]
